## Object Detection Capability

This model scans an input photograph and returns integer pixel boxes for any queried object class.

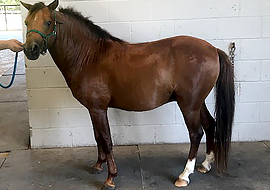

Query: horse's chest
[68,75,111,108]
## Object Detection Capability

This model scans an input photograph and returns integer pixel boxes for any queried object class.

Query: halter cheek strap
[26,10,57,55]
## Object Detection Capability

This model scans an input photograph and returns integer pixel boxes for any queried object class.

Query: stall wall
[21,0,270,148]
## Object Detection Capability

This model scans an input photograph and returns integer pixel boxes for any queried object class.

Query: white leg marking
[179,158,196,183]
[201,151,215,171]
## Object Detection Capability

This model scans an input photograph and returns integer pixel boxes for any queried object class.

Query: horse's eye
[25,22,28,26]
[46,21,52,26]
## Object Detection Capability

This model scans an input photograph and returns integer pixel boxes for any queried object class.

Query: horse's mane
[59,7,124,43]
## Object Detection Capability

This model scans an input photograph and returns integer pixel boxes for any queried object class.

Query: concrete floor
[0,142,269,190]
[0,58,29,152]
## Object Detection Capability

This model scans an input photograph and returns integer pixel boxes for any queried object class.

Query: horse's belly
[109,100,169,111]
[109,87,172,111]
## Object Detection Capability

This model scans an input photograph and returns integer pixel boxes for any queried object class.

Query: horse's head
[21,0,59,60]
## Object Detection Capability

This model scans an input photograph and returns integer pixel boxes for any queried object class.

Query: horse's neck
[48,13,100,82]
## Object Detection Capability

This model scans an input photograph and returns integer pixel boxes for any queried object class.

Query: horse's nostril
[31,43,39,53]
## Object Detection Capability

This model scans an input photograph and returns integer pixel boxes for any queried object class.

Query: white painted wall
[21,0,270,148]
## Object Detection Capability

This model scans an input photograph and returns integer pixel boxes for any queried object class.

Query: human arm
[0,39,24,52]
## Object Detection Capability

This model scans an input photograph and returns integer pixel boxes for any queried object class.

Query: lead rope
[0,52,18,89]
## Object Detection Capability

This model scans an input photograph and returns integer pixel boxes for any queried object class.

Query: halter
[26,10,57,55]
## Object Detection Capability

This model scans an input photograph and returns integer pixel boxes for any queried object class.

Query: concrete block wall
[21,0,270,148]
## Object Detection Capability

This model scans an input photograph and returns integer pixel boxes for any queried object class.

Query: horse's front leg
[92,127,107,173]
[89,108,117,190]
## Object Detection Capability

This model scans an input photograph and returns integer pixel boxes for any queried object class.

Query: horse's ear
[20,1,32,10]
[48,0,59,10]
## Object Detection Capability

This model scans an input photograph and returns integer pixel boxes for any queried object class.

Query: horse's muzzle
[24,42,41,60]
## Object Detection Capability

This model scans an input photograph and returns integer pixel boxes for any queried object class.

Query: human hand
[6,39,24,52]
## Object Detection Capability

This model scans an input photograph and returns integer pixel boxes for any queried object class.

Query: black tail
[214,49,235,173]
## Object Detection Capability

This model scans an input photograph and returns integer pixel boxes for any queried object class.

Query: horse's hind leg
[175,103,204,187]
[197,102,215,174]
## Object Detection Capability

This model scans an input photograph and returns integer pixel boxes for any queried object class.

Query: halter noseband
[26,11,57,55]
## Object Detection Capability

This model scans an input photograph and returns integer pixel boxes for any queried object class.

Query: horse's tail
[214,49,235,173]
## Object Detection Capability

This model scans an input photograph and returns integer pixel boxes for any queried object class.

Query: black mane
[59,7,124,43]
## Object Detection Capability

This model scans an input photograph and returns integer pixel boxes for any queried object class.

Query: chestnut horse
[21,0,235,189]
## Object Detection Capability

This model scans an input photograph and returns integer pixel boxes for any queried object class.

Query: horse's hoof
[197,165,210,174]
[101,184,115,190]
[90,166,103,174]
[175,179,189,188]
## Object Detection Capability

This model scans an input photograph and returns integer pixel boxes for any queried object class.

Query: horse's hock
[22,0,270,148]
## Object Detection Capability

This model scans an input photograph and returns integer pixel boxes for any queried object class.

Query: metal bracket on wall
[228,42,236,68]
